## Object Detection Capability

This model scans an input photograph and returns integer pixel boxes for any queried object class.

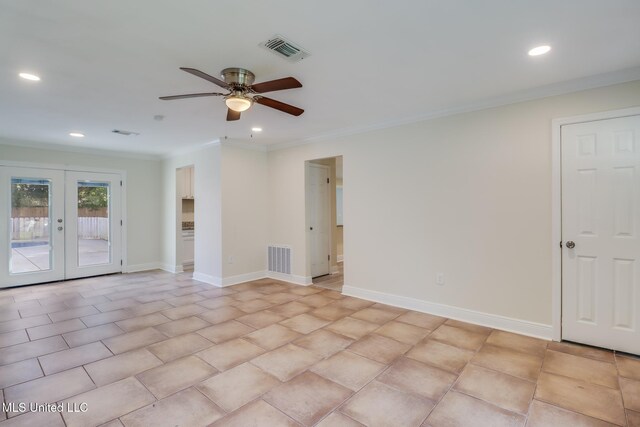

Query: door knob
[566,241,575,249]
[58,226,63,231]
[57,218,63,223]
[310,227,313,231]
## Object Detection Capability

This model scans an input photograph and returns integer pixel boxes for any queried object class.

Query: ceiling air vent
[259,35,310,63]
[112,129,140,136]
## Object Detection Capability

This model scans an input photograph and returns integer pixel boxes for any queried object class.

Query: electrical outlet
[436,273,445,286]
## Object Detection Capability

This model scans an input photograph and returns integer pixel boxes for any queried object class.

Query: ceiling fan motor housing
[221,68,255,87]
[160,67,304,120]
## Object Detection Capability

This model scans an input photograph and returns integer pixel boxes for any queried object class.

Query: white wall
[4,80,639,337]
[161,142,268,285]
[0,141,163,270]
[220,144,268,282]
[267,80,640,332]
[161,144,222,282]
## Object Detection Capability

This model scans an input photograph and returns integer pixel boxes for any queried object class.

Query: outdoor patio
[10,239,109,273]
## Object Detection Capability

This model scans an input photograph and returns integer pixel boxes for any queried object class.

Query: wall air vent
[268,245,291,275]
[259,35,310,63]
[112,129,140,136]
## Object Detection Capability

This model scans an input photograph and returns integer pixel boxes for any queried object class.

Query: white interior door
[562,114,640,354]
[65,171,122,279]
[0,167,66,287]
[308,163,330,278]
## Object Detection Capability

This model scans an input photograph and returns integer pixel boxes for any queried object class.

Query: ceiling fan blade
[180,67,230,89]
[226,108,241,121]
[254,96,304,116]
[159,92,224,100]
[251,77,302,93]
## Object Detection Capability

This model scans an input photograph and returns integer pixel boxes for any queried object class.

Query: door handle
[310,227,313,230]
[58,226,63,231]
[566,241,575,249]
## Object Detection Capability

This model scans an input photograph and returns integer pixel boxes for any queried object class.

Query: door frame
[0,160,128,274]
[175,164,195,274]
[305,162,332,279]
[551,106,640,341]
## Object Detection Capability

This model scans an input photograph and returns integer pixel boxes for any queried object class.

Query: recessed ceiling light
[19,72,41,81]
[251,127,263,132]
[69,132,85,138]
[528,45,551,56]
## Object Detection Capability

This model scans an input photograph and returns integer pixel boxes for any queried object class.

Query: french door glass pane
[10,178,52,274]
[77,181,110,266]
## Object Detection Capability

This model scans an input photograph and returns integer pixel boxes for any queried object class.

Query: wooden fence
[10,217,109,240]
[77,217,109,239]
[12,207,108,218]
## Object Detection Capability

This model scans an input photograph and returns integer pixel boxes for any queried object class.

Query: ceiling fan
[160,67,304,121]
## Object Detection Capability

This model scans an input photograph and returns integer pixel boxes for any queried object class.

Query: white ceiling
[1,0,639,156]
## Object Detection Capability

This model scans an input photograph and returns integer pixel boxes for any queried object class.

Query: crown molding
[267,66,640,152]
[161,139,221,160]
[0,137,163,161]
[221,139,268,152]
[161,137,266,160]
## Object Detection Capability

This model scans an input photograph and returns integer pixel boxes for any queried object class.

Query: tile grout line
[84,375,160,426]
[303,315,441,425]
[614,352,630,427]
[419,326,489,425]
[523,337,548,425]
[534,347,629,426]
[1,385,6,422]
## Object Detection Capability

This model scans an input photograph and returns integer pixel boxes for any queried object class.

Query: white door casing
[307,163,331,278]
[0,166,123,287]
[561,114,640,354]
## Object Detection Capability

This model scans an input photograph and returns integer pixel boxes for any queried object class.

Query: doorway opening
[306,156,343,291]
[177,165,195,272]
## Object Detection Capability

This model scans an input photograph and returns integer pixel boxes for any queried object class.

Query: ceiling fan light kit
[225,94,252,112]
[160,67,303,121]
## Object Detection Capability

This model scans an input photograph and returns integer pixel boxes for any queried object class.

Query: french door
[561,114,640,354]
[65,171,122,279]
[0,167,122,288]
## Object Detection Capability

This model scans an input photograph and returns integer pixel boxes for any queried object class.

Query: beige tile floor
[0,270,639,426]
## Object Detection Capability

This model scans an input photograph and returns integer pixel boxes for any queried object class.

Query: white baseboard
[160,263,184,274]
[192,272,221,286]
[342,285,553,340]
[221,271,267,287]
[191,269,312,288]
[267,271,313,286]
[125,262,163,273]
